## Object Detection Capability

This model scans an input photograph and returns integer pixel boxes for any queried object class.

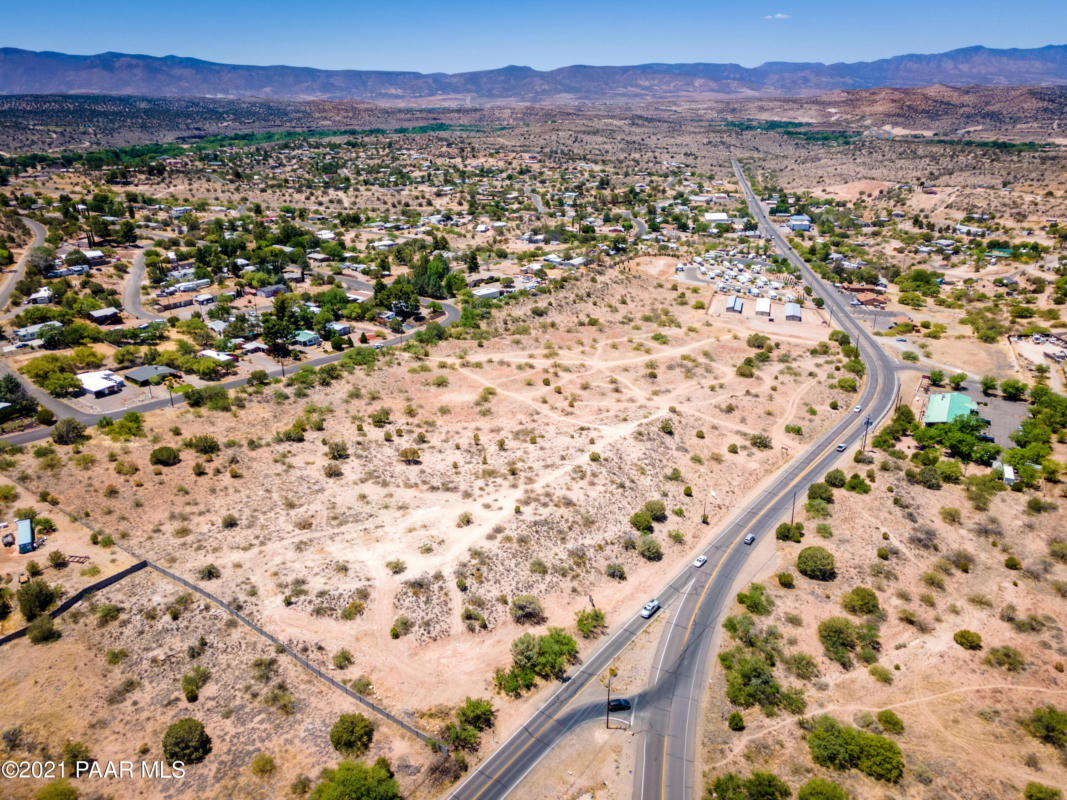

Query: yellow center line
[467,367,880,800]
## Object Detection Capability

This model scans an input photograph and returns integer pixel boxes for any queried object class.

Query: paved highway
[448,162,899,800]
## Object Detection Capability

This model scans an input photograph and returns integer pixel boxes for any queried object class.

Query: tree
[1001,379,1029,401]
[949,372,968,390]
[1022,705,1067,748]
[50,418,87,445]
[17,579,56,621]
[329,713,375,756]
[841,587,879,615]
[398,447,421,464]
[980,375,998,396]
[797,547,836,581]
[637,535,663,561]
[1025,782,1063,800]
[456,697,495,731]
[929,369,945,386]
[308,758,399,800]
[27,615,59,644]
[161,718,212,765]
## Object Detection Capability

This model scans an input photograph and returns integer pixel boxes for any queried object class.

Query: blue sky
[2,0,1064,73]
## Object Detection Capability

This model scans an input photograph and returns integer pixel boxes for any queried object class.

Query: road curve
[447,163,898,800]
[123,248,165,321]
[0,218,46,314]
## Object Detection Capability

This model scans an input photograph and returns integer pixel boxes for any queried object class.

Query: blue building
[788,214,812,232]
[16,518,34,554]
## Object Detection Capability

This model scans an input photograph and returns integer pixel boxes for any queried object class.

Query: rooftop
[924,391,977,425]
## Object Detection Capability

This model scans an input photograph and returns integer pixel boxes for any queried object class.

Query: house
[154,293,195,312]
[704,211,731,226]
[472,286,502,300]
[124,364,179,386]
[788,215,812,232]
[292,330,321,347]
[755,297,771,316]
[725,295,744,313]
[242,341,269,354]
[193,293,215,306]
[326,321,351,337]
[199,349,233,363]
[370,239,397,250]
[78,370,125,398]
[954,224,986,237]
[27,287,54,305]
[784,302,802,321]
[88,306,121,325]
[16,518,34,554]
[15,320,62,342]
[83,249,107,266]
[924,392,978,426]
[854,291,887,308]
[256,285,286,298]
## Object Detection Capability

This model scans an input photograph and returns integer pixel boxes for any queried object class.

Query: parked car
[640,599,661,619]
[607,698,632,712]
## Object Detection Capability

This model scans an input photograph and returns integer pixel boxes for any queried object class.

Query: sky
[2,0,1065,73]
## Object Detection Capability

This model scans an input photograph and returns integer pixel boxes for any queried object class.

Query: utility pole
[790,491,796,526]
[605,667,617,729]
[861,415,873,451]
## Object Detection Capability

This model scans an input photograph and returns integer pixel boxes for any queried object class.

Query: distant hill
[2,44,1067,104]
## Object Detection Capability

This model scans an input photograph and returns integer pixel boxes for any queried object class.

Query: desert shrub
[777,573,794,589]
[146,445,180,467]
[330,713,375,756]
[797,546,836,581]
[307,759,398,800]
[728,711,745,731]
[877,709,904,733]
[868,664,893,684]
[162,718,211,765]
[182,435,219,455]
[34,780,77,800]
[629,510,653,533]
[797,777,850,800]
[181,666,210,702]
[807,715,903,782]
[710,772,790,800]
[249,752,275,778]
[575,608,606,638]
[985,646,1025,672]
[605,563,626,580]
[1022,705,1067,749]
[198,564,220,580]
[736,583,773,615]
[841,586,880,615]
[323,462,343,478]
[776,522,804,542]
[644,499,667,521]
[637,535,663,561]
[1025,782,1063,800]
[783,653,819,681]
[509,595,544,624]
[17,579,56,621]
[954,630,983,650]
[27,615,59,644]
[817,617,878,670]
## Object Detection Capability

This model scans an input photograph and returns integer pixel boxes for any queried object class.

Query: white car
[743,533,756,545]
[693,555,708,568]
[639,599,661,619]
[853,405,862,414]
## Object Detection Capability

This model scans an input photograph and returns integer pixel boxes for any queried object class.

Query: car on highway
[639,599,661,619]
[836,443,848,452]
[895,337,907,342]
[607,698,632,712]
[743,533,756,545]
[693,555,708,568]
[853,405,862,413]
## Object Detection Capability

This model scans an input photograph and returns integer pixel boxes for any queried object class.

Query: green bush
[330,713,375,756]
[777,573,794,589]
[1025,782,1063,800]
[27,614,59,644]
[727,711,745,731]
[984,645,1025,672]
[162,718,212,765]
[1022,705,1067,749]
[637,535,663,561]
[17,579,56,621]
[709,772,790,800]
[876,709,904,734]
[797,546,836,581]
[605,563,626,580]
[807,715,903,782]
[149,446,181,467]
[509,595,544,624]
[736,583,773,615]
[775,522,804,542]
[841,586,880,615]
[797,777,850,800]
[308,758,399,800]
[953,630,983,650]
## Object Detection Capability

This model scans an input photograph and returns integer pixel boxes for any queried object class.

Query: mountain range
[2,44,1067,104]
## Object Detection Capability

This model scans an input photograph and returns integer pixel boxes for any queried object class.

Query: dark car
[607,698,632,712]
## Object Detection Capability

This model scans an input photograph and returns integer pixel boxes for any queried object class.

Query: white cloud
[763,12,791,19]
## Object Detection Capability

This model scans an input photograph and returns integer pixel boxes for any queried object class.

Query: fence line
[145,562,440,747]
[0,560,148,646]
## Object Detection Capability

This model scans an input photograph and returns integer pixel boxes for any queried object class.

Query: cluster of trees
[493,629,578,696]
[806,714,904,782]
[720,613,805,715]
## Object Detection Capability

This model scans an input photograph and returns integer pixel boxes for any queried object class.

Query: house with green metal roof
[924,391,977,425]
